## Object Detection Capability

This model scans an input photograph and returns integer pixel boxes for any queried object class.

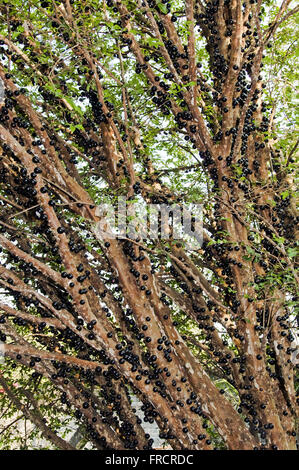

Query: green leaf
[281,190,289,200]
[70,123,84,133]
[157,3,168,14]
[287,247,298,258]
[64,96,84,116]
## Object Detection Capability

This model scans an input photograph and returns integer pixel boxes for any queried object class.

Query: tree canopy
[0,0,298,450]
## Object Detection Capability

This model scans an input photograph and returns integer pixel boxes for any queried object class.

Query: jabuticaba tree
[0,0,297,450]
